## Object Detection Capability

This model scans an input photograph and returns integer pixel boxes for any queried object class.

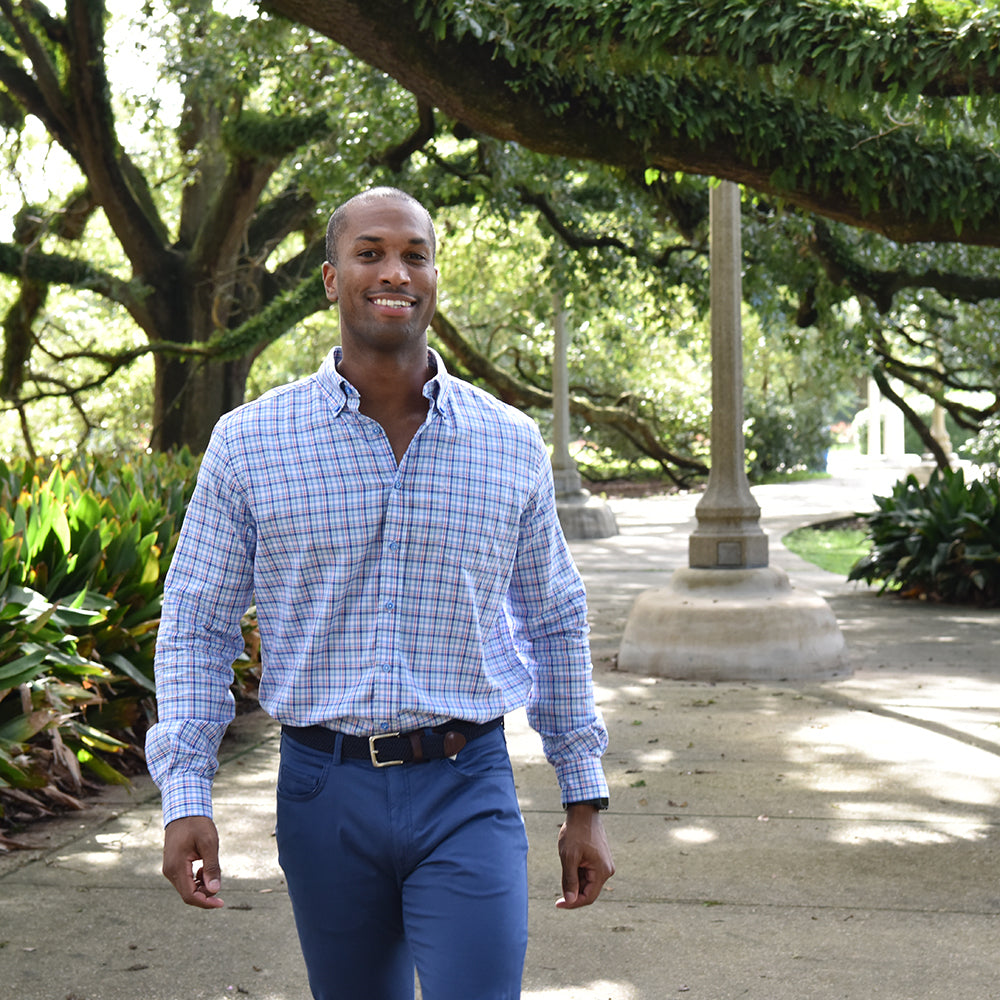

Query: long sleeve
[505,446,610,805]
[145,419,256,825]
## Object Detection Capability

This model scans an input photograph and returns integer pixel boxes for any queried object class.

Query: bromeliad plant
[0,451,201,826]
[848,467,1000,606]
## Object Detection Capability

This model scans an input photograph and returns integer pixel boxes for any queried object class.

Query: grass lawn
[781,522,870,576]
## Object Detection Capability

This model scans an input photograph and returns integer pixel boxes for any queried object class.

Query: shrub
[848,467,1000,606]
[0,451,223,827]
[744,396,832,481]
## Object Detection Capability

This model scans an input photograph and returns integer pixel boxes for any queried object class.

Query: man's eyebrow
[353,235,430,247]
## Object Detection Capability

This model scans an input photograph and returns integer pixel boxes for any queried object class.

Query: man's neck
[337,346,434,463]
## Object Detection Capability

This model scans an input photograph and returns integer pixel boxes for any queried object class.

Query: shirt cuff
[554,757,610,809]
[158,772,215,827]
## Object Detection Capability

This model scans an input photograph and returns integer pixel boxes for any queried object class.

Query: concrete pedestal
[552,461,617,540]
[556,488,618,540]
[618,565,849,681]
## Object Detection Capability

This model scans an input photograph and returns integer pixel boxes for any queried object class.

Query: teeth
[372,298,411,309]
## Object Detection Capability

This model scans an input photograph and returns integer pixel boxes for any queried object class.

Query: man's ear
[321,261,338,303]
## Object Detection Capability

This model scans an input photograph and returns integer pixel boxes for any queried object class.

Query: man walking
[147,186,613,1000]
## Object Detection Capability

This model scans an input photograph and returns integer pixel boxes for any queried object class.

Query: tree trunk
[151,355,253,453]
[146,259,256,453]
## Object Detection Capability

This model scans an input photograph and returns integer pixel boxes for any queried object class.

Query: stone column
[883,381,906,459]
[687,181,767,570]
[550,295,618,539]
[866,378,882,459]
[618,182,847,680]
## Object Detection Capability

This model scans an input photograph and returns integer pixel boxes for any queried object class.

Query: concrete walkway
[4,458,1000,1000]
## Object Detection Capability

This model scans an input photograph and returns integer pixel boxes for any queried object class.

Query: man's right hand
[162,815,225,909]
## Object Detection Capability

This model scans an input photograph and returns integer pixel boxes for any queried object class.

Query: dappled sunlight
[831,822,983,847]
[671,824,718,845]
[53,848,122,869]
[828,799,992,846]
[789,709,1000,780]
[634,746,674,766]
[782,705,1000,845]
[522,981,638,1000]
[783,763,880,794]
[216,848,284,881]
[835,671,1000,711]
[597,676,660,707]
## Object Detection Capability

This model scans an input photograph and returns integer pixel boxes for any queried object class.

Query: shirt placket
[369,417,430,731]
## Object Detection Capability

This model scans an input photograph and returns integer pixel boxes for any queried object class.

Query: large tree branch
[0,8,77,155]
[430,310,707,481]
[810,222,1000,312]
[519,186,699,266]
[190,111,330,286]
[262,0,1000,246]
[0,242,149,328]
[447,0,1000,99]
[0,0,171,271]
[60,0,170,267]
[247,186,318,262]
[370,99,436,172]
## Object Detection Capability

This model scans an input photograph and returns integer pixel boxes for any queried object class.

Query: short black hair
[324,187,436,266]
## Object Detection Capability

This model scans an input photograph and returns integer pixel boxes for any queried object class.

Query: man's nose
[379,254,410,284]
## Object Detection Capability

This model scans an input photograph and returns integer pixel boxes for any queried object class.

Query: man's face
[322,196,438,354]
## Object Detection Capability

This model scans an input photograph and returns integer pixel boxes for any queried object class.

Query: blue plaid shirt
[147,348,609,824]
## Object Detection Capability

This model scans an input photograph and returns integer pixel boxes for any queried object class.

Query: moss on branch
[222,109,330,159]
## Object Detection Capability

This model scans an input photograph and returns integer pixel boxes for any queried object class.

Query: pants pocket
[276,736,331,801]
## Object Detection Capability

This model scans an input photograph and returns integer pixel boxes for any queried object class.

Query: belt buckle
[369,732,403,767]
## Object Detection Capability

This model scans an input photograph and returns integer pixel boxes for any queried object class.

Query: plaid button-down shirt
[147,348,609,824]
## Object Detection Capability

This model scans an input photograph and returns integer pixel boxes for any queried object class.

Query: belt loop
[333,731,345,765]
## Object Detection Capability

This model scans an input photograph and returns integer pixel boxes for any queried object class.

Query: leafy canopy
[267,0,1000,244]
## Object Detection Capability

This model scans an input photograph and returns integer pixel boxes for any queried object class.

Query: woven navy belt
[281,717,504,767]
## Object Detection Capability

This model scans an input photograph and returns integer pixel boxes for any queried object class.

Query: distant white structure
[863,378,908,462]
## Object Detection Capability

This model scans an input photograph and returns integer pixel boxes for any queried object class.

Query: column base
[618,566,849,681]
[556,490,618,540]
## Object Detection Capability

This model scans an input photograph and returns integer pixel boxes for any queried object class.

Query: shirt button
[388,540,399,552]
[384,600,394,610]
[392,479,402,490]
[381,664,392,673]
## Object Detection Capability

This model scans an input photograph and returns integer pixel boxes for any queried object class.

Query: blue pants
[275,725,529,1000]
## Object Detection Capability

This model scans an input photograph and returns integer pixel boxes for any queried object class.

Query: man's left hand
[556,803,615,909]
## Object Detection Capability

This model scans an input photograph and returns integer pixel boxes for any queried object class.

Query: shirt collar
[317,346,453,419]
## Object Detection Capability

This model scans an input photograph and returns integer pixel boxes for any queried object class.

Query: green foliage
[222,109,331,159]
[744,395,834,480]
[0,451,203,806]
[411,0,1000,237]
[960,416,1000,473]
[848,467,1000,604]
[3,0,998,484]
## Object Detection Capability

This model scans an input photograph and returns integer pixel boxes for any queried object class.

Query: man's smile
[369,296,415,311]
